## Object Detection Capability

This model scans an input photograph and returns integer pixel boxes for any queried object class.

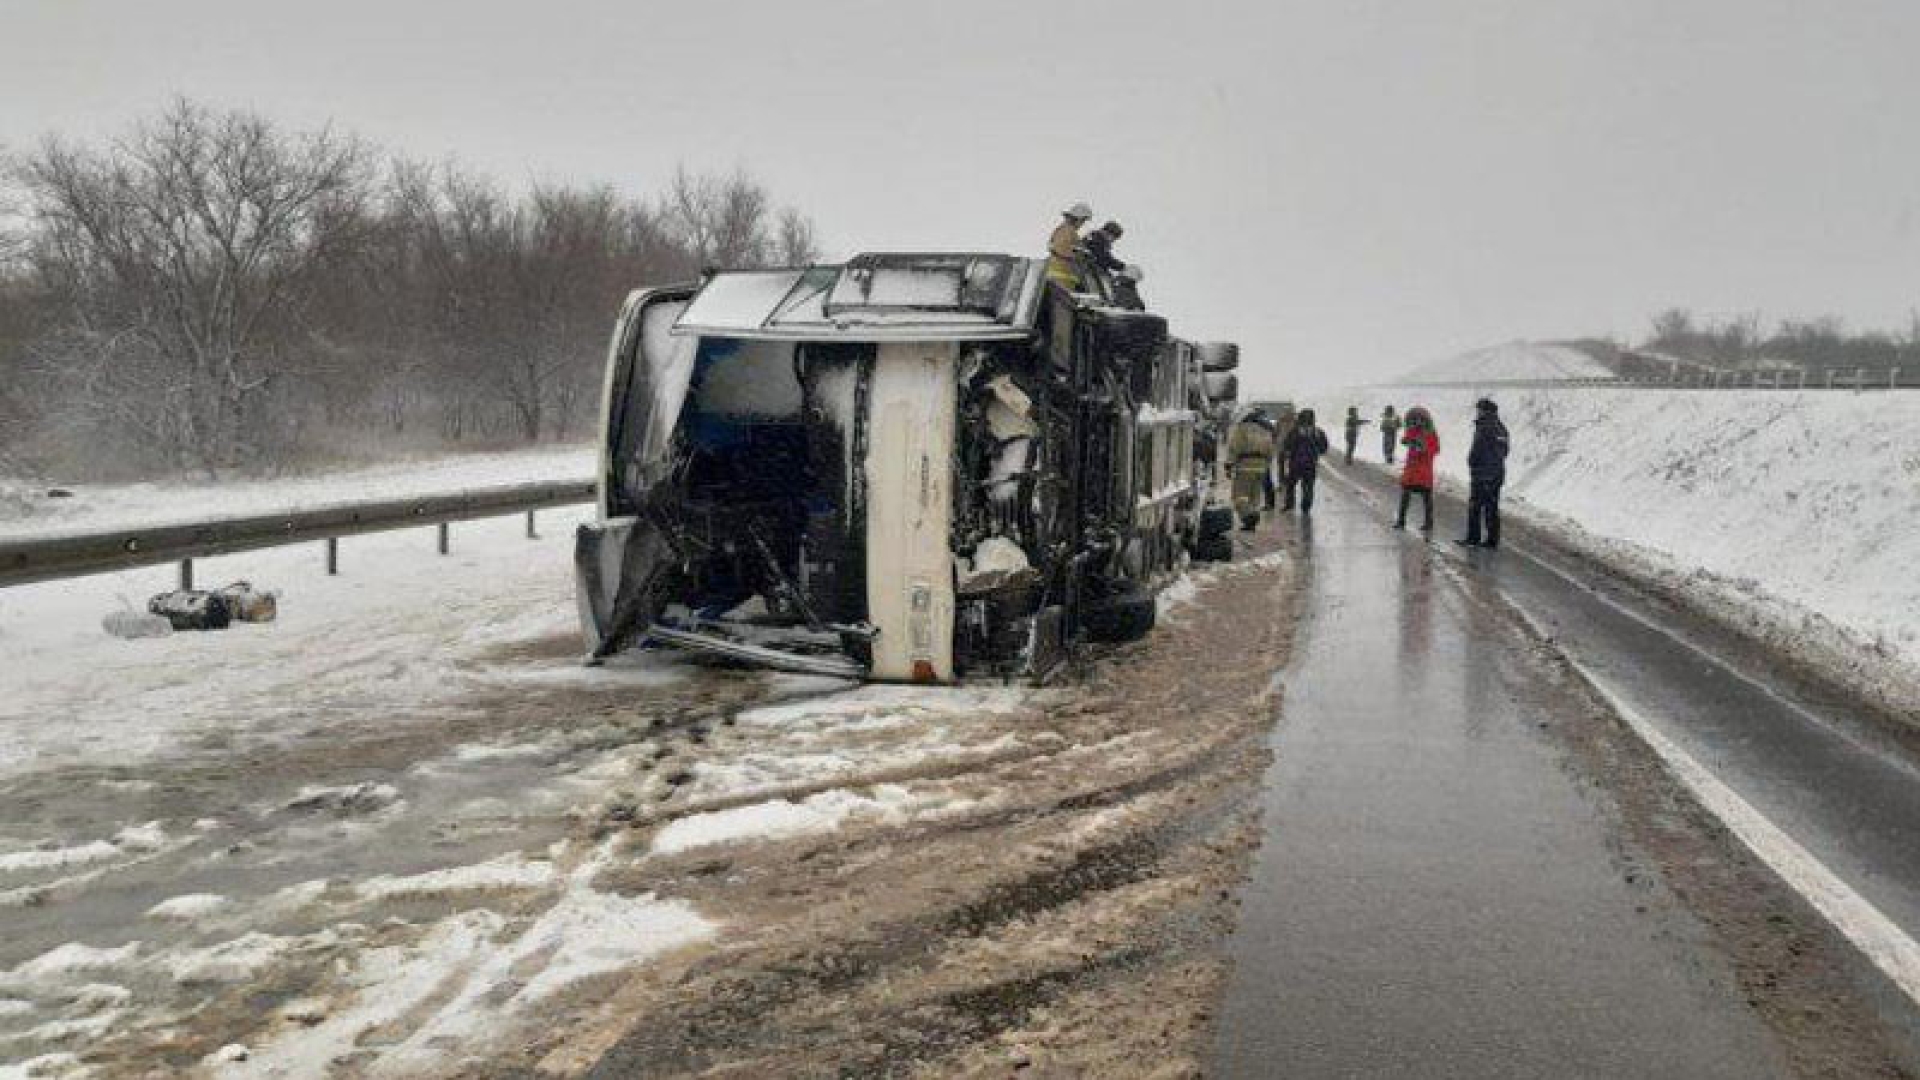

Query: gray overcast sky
[4,0,1917,393]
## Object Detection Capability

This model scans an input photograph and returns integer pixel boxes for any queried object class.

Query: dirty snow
[1395,341,1614,385]
[652,786,921,855]
[0,823,167,878]
[224,846,712,1079]
[7,942,142,984]
[1352,386,1920,682]
[144,893,231,922]
[355,853,558,900]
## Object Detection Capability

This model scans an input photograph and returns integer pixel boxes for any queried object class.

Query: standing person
[1342,406,1364,464]
[1462,398,1510,549]
[1226,408,1277,531]
[1281,409,1332,512]
[1393,406,1439,533]
[1047,202,1093,288]
[1256,409,1280,510]
[1379,405,1402,463]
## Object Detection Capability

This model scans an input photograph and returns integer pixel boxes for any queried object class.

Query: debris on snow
[101,610,172,640]
[958,536,1037,596]
[280,782,401,817]
[216,581,278,623]
[146,588,233,631]
[204,1044,251,1065]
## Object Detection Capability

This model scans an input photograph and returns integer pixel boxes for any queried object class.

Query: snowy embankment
[1393,340,1614,384]
[1346,385,1920,703]
[0,445,595,541]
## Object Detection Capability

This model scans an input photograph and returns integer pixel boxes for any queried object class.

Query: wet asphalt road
[1326,461,1920,964]
[1213,483,1791,1078]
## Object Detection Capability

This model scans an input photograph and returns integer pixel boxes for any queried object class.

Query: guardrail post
[1826,369,1836,389]
[326,537,339,575]
[1798,369,1807,389]
[1856,367,1867,391]
[179,558,193,591]
[437,522,450,555]
[1892,368,1900,390]
[526,510,537,539]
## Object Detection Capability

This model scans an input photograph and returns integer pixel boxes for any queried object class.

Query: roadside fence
[0,478,597,590]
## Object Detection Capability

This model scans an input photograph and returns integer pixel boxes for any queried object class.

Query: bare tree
[776,207,820,265]
[12,100,373,473]
[1,103,823,478]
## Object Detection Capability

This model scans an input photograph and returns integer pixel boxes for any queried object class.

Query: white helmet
[1063,201,1093,221]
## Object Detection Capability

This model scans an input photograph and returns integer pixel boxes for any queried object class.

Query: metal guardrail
[0,478,597,589]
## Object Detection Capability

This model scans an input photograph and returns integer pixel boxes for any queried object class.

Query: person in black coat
[1083,221,1126,274]
[1463,398,1510,548]
[1280,408,1332,513]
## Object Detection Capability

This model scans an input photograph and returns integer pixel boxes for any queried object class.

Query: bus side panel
[864,342,958,683]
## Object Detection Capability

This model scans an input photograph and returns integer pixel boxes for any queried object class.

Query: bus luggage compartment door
[864,342,958,683]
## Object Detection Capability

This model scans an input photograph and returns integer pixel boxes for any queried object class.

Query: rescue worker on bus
[1226,407,1277,531]
[1047,202,1094,288]
[1084,221,1127,275]
[1113,264,1146,311]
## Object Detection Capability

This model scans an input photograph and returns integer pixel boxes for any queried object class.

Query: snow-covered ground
[1345,386,1920,696]
[0,505,599,777]
[1393,341,1614,385]
[0,450,1092,1075]
[0,445,595,541]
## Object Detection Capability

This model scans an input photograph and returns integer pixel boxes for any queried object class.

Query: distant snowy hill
[1394,341,1616,385]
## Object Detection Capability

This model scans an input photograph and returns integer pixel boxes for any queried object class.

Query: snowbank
[1348,386,1920,691]
[1394,341,1614,385]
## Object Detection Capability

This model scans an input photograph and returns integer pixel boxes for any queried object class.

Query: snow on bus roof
[673,253,1043,342]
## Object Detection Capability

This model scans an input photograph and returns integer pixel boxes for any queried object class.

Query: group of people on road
[1225,398,1510,548]
[1046,202,1146,309]
[1224,406,1332,529]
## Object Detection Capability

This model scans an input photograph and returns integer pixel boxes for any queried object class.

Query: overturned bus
[575,252,1228,683]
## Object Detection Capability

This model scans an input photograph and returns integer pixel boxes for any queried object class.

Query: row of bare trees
[1642,308,1920,374]
[0,100,818,480]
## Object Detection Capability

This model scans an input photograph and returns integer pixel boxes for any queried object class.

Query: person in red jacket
[1394,405,1439,532]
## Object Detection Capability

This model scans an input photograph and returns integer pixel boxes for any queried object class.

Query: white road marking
[1577,662,1920,1009]
[1324,467,1920,1008]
